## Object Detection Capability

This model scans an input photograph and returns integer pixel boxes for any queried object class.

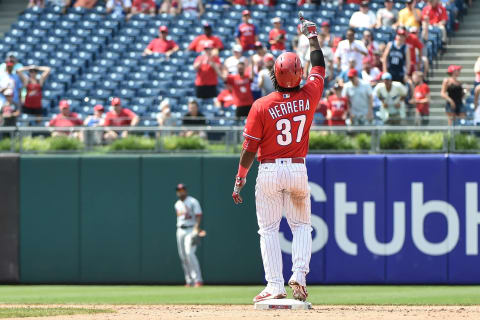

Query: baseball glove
[191,229,207,246]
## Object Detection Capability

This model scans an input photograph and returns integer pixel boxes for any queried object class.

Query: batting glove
[298,11,318,39]
[232,176,246,204]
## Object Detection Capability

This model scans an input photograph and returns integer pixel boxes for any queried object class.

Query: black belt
[179,225,194,229]
[261,158,305,164]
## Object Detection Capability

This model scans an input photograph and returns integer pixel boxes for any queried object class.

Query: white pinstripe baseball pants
[255,159,312,292]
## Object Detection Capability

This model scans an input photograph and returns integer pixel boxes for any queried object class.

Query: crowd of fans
[0,0,478,143]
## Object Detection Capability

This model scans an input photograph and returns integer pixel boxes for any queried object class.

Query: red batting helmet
[274,52,302,89]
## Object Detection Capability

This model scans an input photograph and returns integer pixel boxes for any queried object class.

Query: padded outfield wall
[6,155,480,284]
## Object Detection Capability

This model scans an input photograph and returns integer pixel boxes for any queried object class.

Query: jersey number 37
[276,115,306,146]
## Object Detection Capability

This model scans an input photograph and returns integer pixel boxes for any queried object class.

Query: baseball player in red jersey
[232,13,325,303]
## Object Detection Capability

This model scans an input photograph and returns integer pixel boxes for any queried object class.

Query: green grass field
[0,285,479,306]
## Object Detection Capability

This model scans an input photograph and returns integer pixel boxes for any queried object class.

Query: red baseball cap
[447,65,462,73]
[159,25,168,33]
[347,68,358,78]
[397,28,407,36]
[254,41,263,48]
[263,53,274,63]
[94,104,104,112]
[242,9,250,16]
[321,21,330,27]
[59,100,70,109]
[111,97,121,106]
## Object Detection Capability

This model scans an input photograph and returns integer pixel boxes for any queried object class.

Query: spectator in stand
[28,0,45,8]
[73,0,97,7]
[0,58,23,108]
[214,87,234,108]
[382,28,410,83]
[249,53,263,101]
[252,0,274,5]
[398,0,422,28]
[326,83,349,126]
[222,61,253,118]
[143,26,179,57]
[156,98,175,126]
[0,89,20,128]
[294,24,309,68]
[251,41,266,66]
[409,71,430,125]
[0,54,23,74]
[441,65,466,125]
[305,33,333,84]
[159,0,178,14]
[406,26,428,76]
[176,0,204,17]
[362,56,381,84]
[129,0,156,18]
[350,1,376,29]
[474,56,480,89]
[320,21,339,49]
[107,0,132,17]
[48,100,83,137]
[224,44,245,74]
[16,65,51,123]
[188,22,224,54]
[342,69,373,125]
[361,29,380,61]
[373,72,408,125]
[334,28,368,74]
[236,10,258,52]
[193,41,222,99]
[337,58,361,84]
[182,99,206,137]
[269,17,286,52]
[372,49,383,71]
[83,104,105,144]
[104,97,140,142]
[258,54,275,97]
[376,0,398,28]
[422,0,448,44]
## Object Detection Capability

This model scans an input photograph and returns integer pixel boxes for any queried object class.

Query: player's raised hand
[298,11,318,39]
[232,176,246,204]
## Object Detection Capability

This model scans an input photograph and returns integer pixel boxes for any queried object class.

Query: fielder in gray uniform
[174,183,204,287]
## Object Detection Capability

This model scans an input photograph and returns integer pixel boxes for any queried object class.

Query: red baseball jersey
[147,38,177,53]
[327,95,348,125]
[194,54,221,86]
[226,74,253,107]
[269,28,287,51]
[236,23,257,51]
[104,108,137,126]
[414,83,430,115]
[188,34,224,52]
[243,66,325,161]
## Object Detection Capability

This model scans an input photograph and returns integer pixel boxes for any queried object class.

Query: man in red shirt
[223,61,254,117]
[422,0,448,43]
[193,41,222,99]
[215,88,234,108]
[143,26,179,57]
[49,100,83,137]
[410,71,430,125]
[104,97,140,142]
[326,83,349,125]
[269,17,287,52]
[236,10,258,52]
[130,0,156,16]
[232,14,325,303]
[188,22,224,53]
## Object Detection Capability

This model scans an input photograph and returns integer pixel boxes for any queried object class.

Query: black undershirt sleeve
[310,49,325,68]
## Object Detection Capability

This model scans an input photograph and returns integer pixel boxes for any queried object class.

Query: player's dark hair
[269,70,300,92]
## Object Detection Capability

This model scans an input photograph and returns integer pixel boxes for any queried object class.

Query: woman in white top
[177,0,204,17]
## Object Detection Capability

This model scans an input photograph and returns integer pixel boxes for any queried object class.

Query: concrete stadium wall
[13,155,480,284]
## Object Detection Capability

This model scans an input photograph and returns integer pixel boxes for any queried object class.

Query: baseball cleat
[253,290,287,303]
[288,280,308,301]
[193,282,203,288]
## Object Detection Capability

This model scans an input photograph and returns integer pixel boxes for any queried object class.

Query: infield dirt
[1,304,480,320]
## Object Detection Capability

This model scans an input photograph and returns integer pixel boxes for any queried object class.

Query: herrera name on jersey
[268,99,310,120]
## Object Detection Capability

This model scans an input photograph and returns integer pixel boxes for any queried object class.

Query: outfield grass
[0,286,479,306]
[0,307,111,318]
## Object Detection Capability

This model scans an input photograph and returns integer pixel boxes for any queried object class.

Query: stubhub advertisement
[279,155,480,284]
